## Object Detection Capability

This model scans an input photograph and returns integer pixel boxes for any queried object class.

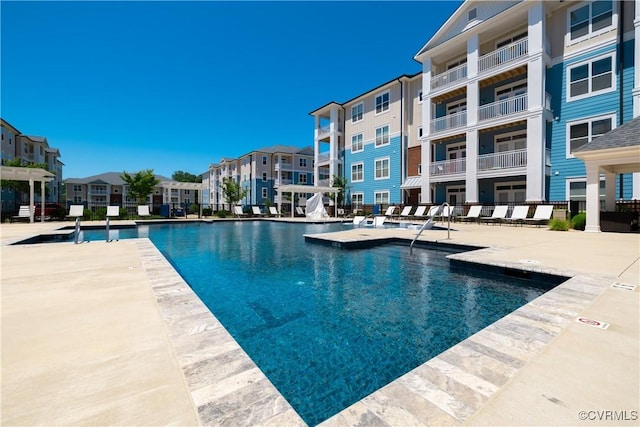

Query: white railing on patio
[477,149,527,171]
[317,179,330,186]
[478,93,527,122]
[478,38,528,73]
[430,63,468,90]
[317,125,330,135]
[317,152,330,162]
[430,110,467,133]
[430,158,466,176]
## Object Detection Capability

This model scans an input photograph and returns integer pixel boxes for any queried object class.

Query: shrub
[202,208,213,217]
[119,207,128,219]
[189,203,199,214]
[215,210,229,218]
[549,218,569,231]
[571,212,586,230]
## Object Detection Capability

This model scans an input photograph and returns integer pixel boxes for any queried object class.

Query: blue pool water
[82,222,552,425]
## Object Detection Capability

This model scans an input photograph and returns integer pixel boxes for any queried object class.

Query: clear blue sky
[2,1,462,179]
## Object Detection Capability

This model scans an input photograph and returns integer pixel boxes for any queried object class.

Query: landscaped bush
[549,218,569,231]
[570,212,586,230]
[94,207,107,220]
[82,208,93,221]
[215,210,230,218]
[202,207,213,217]
[119,207,128,219]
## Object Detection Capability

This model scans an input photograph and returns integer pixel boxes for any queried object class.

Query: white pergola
[274,184,341,218]
[158,181,207,217]
[0,166,55,223]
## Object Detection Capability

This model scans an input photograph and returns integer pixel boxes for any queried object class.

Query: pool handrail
[410,202,451,253]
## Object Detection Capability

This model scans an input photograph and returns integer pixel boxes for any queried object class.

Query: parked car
[34,203,66,220]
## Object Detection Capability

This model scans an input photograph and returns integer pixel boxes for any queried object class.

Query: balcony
[430,158,466,177]
[274,162,292,171]
[430,110,467,134]
[478,94,527,122]
[478,149,527,171]
[478,38,528,73]
[317,151,330,163]
[430,63,468,90]
[317,178,330,187]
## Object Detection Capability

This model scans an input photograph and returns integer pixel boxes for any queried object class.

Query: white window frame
[418,90,423,103]
[351,133,364,153]
[351,162,364,182]
[496,31,527,49]
[446,185,466,206]
[299,158,307,168]
[262,155,267,165]
[566,176,606,201]
[566,52,616,102]
[375,91,390,115]
[417,126,423,139]
[351,103,364,123]
[566,113,616,158]
[298,174,307,184]
[351,193,364,210]
[375,125,390,148]
[262,188,268,199]
[494,131,527,152]
[494,181,526,204]
[495,80,527,101]
[374,157,390,180]
[374,191,390,205]
[566,0,616,45]
[262,172,267,182]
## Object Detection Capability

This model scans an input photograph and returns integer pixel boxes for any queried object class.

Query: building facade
[1,118,64,213]
[311,0,638,212]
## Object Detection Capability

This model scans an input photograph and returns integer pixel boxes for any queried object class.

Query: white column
[584,163,601,232]
[40,181,46,223]
[420,140,432,204]
[467,35,479,127]
[465,130,478,203]
[633,0,640,117]
[467,35,478,79]
[633,173,640,199]
[313,115,320,186]
[420,57,432,204]
[29,178,34,223]
[329,107,339,180]
[526,115,545,202]
[604,171,616,211]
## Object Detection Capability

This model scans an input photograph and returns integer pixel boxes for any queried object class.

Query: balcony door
[495,81,527,115]
[495,181,526,204]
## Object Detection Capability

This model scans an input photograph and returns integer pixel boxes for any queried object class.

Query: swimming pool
[80,222,555,425]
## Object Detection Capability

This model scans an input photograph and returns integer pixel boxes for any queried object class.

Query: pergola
[573,117,640,232]
[273,184,341,218]
[0,166,55,223]
[158,181,206,217]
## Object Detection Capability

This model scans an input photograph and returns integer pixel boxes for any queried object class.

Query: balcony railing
[274,162,292,171]
[317,179,330,186]
[478,38,528,73]
[478,149,527,171]
[430,110,467,133]
[478,93,527,122]
[317,152,330,162]
[430,158,466,176]
[430,63,468,90]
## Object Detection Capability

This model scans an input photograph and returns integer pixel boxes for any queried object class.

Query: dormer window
[468,8,477,20]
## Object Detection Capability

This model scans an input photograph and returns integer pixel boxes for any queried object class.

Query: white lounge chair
[137,205,151,217]
[251,206,264,217]
[398,206,413,218]
[523,205,554,227]
[373,216,387,228]
[434,205,453,222]
[456,205,483,223]
[426,205,440,218]
[11,205,31,223]
[233,205,246,217]
[295,206,305,216]
[481,205,509,225]
[411,206,428,219]
[384,206,397,217]
[351,215,366,226]
[106,206,120,218]
[505,205,530,226]
[268,206,281,217]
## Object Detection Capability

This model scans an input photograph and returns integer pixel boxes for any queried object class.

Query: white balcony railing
[478,94,527,122]
[317,179,331,187]
[430,110,467,133]
[430,158,466,176]
[478,38,528,73]
[430,63,468,90]
[317,152,330,162]
[477,149,527,171]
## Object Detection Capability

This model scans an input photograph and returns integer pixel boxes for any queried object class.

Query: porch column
[604,171,616,211]
[585,163,601,232]
[526,115,545,202]
[633,0,640,117]
[29,178,34,223]
[40,180,46,223]
[465,130,478,203]
[467,35,479,126]
[420,140,432,204]
[313,116,320,186]
[420,58,432,205]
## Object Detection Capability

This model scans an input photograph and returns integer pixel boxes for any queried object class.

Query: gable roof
[573,117,640,153]
[64,171,172,185]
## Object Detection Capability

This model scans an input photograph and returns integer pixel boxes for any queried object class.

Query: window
[351,133,363,153]
[567,179,605,201]
[351,163,364,182]
[262,172,267,182]
[262,188,268,199]
[375,91,389,114]
[418,127,423,139]
[567,54,614,100]
[262,156,267,165]
[567,114,614,157]
[495,181,526,203]
[417,164,422,175]
[73,184,82,192]
[496,32,526,49]
[375,125,389,147]
[468,8,477,20]
[568,0,614,43]
[298,174,307,184]
[352,193,363,210]
[374,191,390,205]
[351,103,363,122]
[299,158,307,167]
[418,90,423,103]
[375,158,390,179]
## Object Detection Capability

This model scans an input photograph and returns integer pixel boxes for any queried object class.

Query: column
[526,115,545,202]
[313,115,320,186]
[465,130,478,203]
[467,35,479,126]
[604,171,616,211]
[633,0,640,117]
[29,178,34,223]
[420,58,432,204]
[420,140,432,204]
[584,163,601,232]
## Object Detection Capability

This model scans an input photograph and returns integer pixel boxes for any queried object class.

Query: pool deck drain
[1,220,638,426]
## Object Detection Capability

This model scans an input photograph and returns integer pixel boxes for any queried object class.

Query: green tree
[0,159,50,196]
[330,174,348,207]
[121,169,160,204]
[172,170,201,183]
[221,177,246,206]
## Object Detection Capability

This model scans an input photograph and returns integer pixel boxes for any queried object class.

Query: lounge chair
[384,206,397,217]
[137,205,151,217]
[268,206,281,217]
[295,206,305,216]
[11,205,31,223]
[481,205,509,225]
[360,215,386,228]
[398,206,413,218]
[106,206,120,242]
[251,206,265,217]
[351,215,366,226]
[504,205,530,226]
[426,205,440,218]
[523,205,554,227]
[434,205,454,222]
[456,205,483,223]
[68,205,85,244]
[233,205,246,217]
[106,206,120,218]
[411,205,428,219]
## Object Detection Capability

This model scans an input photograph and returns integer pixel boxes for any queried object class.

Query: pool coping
[134,227,627,426]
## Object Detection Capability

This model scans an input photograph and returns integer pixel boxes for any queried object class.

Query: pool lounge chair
[251,206,265,217]
[411,205,428,219]
[384,206,397,217]
[456,205,483,223]
[481,205,509,225]
[360,215,386,228]
[11,205,31,223]
[434,205,453,222]
[295,206,305,216]
[137,205,151,217]
[504,205,530,226]
[425,205,440,219]
[523,205,554,227]
[398,206,413,218]
[233,205,247,217]
[351,215,366,226]
[268,206,281,217]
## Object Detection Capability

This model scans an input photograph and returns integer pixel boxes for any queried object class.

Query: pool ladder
[410,202,451,254]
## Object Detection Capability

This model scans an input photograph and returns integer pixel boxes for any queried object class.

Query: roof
[573,117,640,153]
[400,176,422,189]
[64,171,172,185]
[0,166,55,182]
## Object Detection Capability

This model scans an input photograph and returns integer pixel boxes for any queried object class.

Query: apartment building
[1,118,64,212]
[206,145,315,210]
[311,0,638,211]
[65,172,195,212]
